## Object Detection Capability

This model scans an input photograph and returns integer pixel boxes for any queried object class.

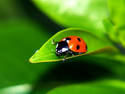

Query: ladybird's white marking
[56,44,58,48]
[69,45,73,49]
[66,40,69,43]
[62,48,68,52]
[63,39,66,41]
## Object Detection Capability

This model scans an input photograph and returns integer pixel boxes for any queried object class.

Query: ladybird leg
[52,39,58,45]
[72,53,75,56]
[69,50,75,56]
[62,58,66,62]
[78,52,83,55]
[63,52,69,61]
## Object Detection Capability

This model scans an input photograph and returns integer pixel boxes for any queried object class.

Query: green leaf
[48,80,125,94]
[107,0,125,47]
[103,19,118,42]
[118,29,125,47]
[29,56,125,93]
[0,19,54,88]
[0,84,31,94]
[108,0,125,28]
[33,0,109,38]
[29,28,117,63]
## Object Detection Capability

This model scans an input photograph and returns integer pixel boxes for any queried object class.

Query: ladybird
[52,36,87,60]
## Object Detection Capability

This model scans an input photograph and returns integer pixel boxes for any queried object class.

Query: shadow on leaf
[31,57,116,94]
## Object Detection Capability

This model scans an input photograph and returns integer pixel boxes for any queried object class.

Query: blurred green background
[0,0,63,93]
[0,0,125,94]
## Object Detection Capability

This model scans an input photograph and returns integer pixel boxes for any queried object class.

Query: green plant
[0,0,125,94]
[29,0,125,93]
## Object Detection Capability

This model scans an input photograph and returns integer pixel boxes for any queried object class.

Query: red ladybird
[52,36,87,60]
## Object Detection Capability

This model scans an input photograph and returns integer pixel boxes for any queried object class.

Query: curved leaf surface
[48,80,125,94]
[33,0,109,38]
[30,28,117,63]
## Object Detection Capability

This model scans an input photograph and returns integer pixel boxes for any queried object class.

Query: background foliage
[0,0,125,94]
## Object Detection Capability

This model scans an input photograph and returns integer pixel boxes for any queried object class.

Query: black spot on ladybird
[86,45,87,50]
[76,45,80,50]
[66,37,71,40]
[77,38,81,41]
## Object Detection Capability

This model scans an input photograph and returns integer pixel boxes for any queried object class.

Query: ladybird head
[56,41,69,56]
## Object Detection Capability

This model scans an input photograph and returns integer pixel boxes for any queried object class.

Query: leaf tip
[29,56,38,63]
[29,57,34,63]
